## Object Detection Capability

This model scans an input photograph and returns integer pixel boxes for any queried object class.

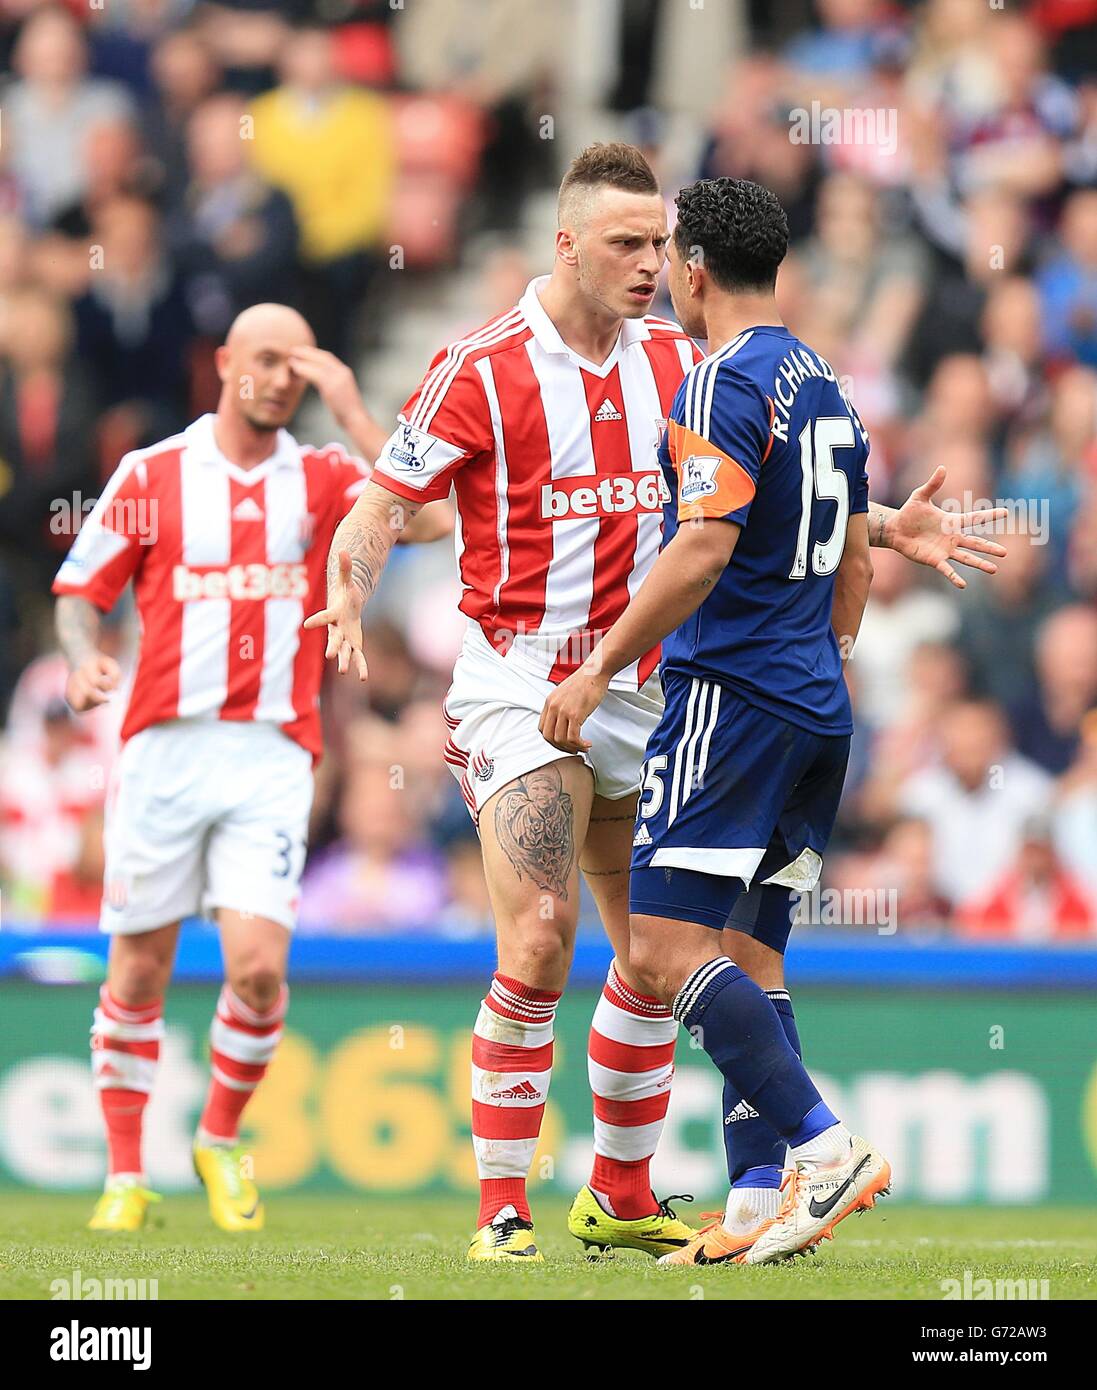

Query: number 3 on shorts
[273,831,304,879]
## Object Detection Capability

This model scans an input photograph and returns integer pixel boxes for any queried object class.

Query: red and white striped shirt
[372,277,702,689]
[52,413,371,761]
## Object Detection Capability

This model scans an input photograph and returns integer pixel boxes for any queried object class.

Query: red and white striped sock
[91,985,164,1184]
[197,984,287,1144]
[471,972,560,1227]
[587,963,678,1219]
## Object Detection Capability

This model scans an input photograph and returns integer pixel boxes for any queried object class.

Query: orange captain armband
[667,419,757,522]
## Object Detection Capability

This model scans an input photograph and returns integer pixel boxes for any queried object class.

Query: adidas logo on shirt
[232,496,264,522]
[594,398,623,422]
[633,823,653,847]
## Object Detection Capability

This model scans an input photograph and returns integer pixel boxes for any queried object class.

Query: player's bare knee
[509,935,571,988]
[228,962,284,1013]
[109,962,163,1007]
[627,928,671,1004]
[108,937,171,1005]
[502,909,574,990]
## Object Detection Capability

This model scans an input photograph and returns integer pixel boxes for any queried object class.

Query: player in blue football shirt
[539,177,906,1264]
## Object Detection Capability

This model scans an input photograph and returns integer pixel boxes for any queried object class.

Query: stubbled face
[218,323,311,431]
[666,235,706,338]
[565,187,668,320]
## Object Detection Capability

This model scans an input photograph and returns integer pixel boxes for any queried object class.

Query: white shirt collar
[518,275,651,376]
[185,413,301,479]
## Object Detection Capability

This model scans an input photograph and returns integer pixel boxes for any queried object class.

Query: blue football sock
[674,958,835,1141]
[788,1098,841,1149]
[723,989,802,1187]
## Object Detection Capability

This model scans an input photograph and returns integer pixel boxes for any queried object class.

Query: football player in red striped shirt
[54,303,448,1234]
[308,145,1007,1262]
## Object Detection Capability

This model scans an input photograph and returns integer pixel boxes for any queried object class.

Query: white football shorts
[442,621,665,817]
[100,718,313,934]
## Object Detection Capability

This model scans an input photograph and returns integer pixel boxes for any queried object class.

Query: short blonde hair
[557,143,659,228]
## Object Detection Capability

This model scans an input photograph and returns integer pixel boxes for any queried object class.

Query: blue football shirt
[659,325,870,736]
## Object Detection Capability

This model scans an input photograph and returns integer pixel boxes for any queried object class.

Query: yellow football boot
[467,1204,544,1262]
[567,1186,696,1258]
[88,1180,161,1232]
[193,1142,265,1232]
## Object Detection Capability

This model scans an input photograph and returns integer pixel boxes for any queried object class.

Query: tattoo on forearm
[55,597,101,669]
[328,514,391,604]
[868,504,889,549]
[494,764,575,899]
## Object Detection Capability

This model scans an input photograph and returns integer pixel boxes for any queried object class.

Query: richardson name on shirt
[769,346,869,448]
[541,471,670,520]
[172,563,309,600]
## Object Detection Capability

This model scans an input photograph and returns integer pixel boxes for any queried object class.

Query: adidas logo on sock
[490,1079,542,1101]
[232,496,264,521]
[594,398,623,421]
[633,823,653,847]
[724,1099,759,1124]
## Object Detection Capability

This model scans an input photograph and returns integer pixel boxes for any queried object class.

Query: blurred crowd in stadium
[0,0,1095,940]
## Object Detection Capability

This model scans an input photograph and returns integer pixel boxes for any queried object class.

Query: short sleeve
[668,365,773,525]
[52,451,150,612]
[850,457,870,515]
[372,349,492,504]
[849,403,870,515]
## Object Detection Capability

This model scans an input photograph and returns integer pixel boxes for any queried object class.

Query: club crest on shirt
[298,512,316,550]
[679,454,722,504]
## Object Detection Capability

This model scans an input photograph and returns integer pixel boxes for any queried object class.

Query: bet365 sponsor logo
[172,562,309,601]
[540,471,670,521]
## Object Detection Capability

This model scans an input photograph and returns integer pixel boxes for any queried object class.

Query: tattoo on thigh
[494,765,575,899]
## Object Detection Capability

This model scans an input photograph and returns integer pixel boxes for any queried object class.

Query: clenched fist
[65,654,122,712]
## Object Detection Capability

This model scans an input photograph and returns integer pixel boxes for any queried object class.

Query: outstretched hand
[887,466,1008,589]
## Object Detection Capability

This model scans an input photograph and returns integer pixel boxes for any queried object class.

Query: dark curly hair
[673,178,789,293]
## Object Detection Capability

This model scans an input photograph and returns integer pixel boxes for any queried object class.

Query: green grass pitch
[2,1194,1094,1300]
